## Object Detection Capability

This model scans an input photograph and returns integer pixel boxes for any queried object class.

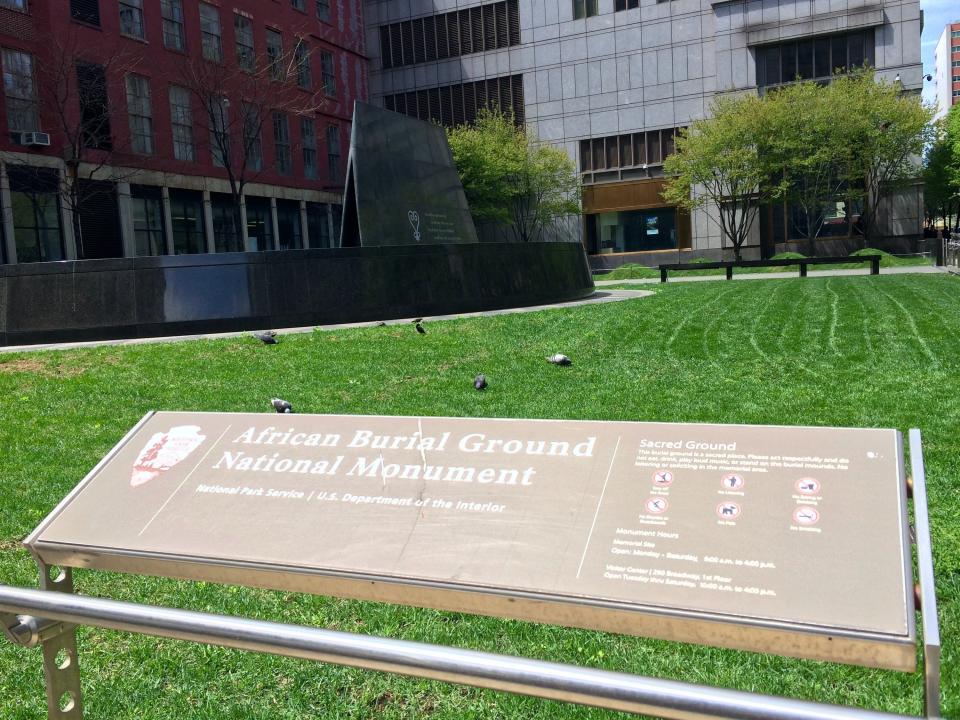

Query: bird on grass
[271,398,293,413]
[547,353,572,366]
[414,319,426,334]
[252,330,278,344]
[474,374,488,390]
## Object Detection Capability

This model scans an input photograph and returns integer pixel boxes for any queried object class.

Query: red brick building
[0,0,366,264]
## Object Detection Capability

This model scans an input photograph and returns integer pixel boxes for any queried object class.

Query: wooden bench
[659,255,881,283]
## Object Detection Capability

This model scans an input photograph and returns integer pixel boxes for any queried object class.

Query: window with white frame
[273,111,291,175]
[200,3,222,62]
[243,103,262,171]
[2,48,39,132]
[316,0,330,22]
[295,40,311,89]
[266,28,284,80]
[119,0,145,39]
[208,97,229,166]
[235,13,255,71]
[161,0,186,50]
[326,124,340,180]
[168,85,194,161]
[321,51,336,97]
[125,74,153,154]
[301,117,317,179]
[0,0,27,10]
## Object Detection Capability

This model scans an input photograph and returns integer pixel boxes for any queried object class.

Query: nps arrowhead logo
[130,425,206,487]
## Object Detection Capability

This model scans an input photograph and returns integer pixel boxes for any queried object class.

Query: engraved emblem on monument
[408,210,421,242]
[130,425,206,487]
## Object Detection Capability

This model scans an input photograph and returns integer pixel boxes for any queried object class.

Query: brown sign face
[26,413,914,670]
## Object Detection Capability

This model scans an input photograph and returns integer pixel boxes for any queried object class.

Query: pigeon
[474,374,487,390]
[376,321,387,327]
[271,397,293,413]
[547,353,572,366]
[414,320,426,334]
[252,330,278,344]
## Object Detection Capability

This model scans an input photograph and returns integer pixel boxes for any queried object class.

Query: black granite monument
[340,103,478,247]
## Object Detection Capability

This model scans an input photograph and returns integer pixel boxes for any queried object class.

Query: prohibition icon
[795,477,821,495]
[652,470,674,486]
[721,473,745,490]
[793,506,820,526]
[716,502,741,519]
[645,497,669,514]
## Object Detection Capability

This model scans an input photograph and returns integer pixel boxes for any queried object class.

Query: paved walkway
[594,264,946,286]
[1,289,653,354]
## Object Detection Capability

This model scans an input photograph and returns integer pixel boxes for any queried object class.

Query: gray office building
[363,0,924,266]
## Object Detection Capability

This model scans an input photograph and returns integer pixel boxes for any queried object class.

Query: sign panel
[26,413,915,670]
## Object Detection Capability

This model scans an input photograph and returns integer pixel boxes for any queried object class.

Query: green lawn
[1,274,957,719]
[594,250,932,281]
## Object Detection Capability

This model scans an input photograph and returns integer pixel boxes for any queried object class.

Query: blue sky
[920,0,959,105]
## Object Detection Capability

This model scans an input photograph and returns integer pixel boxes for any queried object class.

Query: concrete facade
[932,21,960,122]
[365,0,925,263]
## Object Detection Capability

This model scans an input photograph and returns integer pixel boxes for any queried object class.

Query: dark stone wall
[0,242,594,346]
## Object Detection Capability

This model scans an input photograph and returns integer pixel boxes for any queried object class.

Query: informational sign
[26,413,915,671]
[338,102,478,247]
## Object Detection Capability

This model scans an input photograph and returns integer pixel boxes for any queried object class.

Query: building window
[199,3,223,62]
[296,40,312,89]
[320,51,336,96]
[327,124,340,181]
[579,128,681,178]
[235,13,255,71]
[292,0,305,10]
[266,28,284,81]
[1,0,27,10]
[587,208,678,254]
[276,199,303,249]
[245,196,273,251]
[208,98,229,167]
[757,29,875,88]
[306,202,331,247]
[169,85,194,161]
[211,193,242,252]
[8,167,64,263]
[169,189,205,254]
[614,0,638,9]
[273,112,291,175]
[383,73,525,127]
[131,185,166,256]
[77,61,111,150]
[316,0,330,23]
[161,0,186,51]
[301,117,317,179]
[125,74,153,154]
[70,0,100,26]
[119,0,145,39]
[243,103,262,171]
[952,30,960,38]
[379,0,520,70]
[2,49,39,132]
[572,0,597,20]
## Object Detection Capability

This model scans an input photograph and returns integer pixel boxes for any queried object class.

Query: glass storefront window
[276,199,303,250]
[11,190,63,263]
[306,202,331,248]
[211,193,242,253]
[589,208,677,254]
[131,187,166,256]
[169,190,205,255]
[245,197,273,252]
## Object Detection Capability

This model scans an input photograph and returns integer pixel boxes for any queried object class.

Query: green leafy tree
[831,71,933,244]
[663,94,785,261]
[446,110,580,242]
[924,118,960,231]
[764,81,855,254]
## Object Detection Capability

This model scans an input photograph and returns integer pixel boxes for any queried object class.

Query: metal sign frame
[0,428,943,720]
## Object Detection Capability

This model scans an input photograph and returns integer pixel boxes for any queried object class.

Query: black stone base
[0,243,595,347]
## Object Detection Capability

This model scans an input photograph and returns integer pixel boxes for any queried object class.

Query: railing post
[800,262,807,277]
[871,256,880,275]
[660,267,668,283]
[36,562,83,720]
[725,265,733,280]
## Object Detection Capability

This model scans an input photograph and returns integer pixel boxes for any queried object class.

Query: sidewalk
[593,264,946,287]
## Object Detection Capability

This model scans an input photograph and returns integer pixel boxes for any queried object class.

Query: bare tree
[1,30,145,259]
[175,35,326,250]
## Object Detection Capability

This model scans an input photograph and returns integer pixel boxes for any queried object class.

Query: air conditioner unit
[18,131,51,147]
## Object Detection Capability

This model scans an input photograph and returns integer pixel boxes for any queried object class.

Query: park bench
[659,254,882,282]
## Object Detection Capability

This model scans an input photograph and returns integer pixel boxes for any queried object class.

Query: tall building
[0,0,365,265]
[933,20,960,122]
[365,0,925,264]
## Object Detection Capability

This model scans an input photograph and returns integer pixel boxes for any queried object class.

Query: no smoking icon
[645,498,669,514]
[652,470,674,486]
[793,507,820,525]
